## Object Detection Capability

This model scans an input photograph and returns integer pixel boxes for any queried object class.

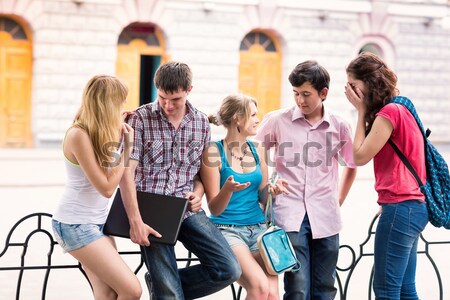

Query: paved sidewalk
[1,148,449,300]
[0,148,243,299]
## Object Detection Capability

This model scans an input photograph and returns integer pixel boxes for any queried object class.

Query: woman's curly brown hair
[346,52,399,133]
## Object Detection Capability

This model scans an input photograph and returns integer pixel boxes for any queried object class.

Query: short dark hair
[288,60,330,92]
[154,61,192,93]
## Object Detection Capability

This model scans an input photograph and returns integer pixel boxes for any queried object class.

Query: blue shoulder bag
[257,173,301,275]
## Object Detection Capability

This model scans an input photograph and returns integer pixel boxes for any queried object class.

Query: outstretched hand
[223,175,250,192]
[269,178,289,196]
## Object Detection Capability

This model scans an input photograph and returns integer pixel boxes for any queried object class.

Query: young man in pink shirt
[256,60,357,300]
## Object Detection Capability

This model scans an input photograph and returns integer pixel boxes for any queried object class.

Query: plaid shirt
[128,100,210,217]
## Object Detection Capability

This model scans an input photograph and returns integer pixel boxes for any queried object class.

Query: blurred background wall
[0,0,449,148]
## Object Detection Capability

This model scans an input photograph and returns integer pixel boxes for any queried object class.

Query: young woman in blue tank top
[200,94,288,300]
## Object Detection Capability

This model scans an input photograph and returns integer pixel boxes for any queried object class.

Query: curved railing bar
[17,227,56,300]
[1,212,449,300]
[419,233,447,300]
[0,212,53,257]
[336,214,377,299]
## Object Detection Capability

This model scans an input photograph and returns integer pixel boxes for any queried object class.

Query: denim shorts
[216,223,267,252]
[52,220,105,253]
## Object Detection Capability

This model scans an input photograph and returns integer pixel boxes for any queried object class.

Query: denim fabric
[217,223,267,252]
[374,200,428,300]
[283,214,339,300]
[52,220,104,253]
[141,211,241,300]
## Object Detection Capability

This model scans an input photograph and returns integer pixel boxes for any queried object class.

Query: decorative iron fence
[0,212,448,300]
[335,215,449,300]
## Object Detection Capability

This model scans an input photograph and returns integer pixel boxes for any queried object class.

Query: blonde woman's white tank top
[52,158,110,224]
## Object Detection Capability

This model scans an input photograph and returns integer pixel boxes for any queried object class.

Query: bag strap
[388,139,424,187]
[263,190,302,273]
[264,172,279,226]
[264,193,274,226]
[390,96,431,138]
[388,96,429,188]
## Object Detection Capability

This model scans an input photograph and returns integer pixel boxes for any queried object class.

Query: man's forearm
[119,163,142,223]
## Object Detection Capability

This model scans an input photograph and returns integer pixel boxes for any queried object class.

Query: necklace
[225,139,247,170]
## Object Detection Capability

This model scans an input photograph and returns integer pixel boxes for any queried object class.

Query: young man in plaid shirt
[119,61,241,299]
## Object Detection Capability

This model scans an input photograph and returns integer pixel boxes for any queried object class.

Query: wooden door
[116,40,142,111]
[116,23,166,111]
[239,31,281,121]
[0,18,32,147]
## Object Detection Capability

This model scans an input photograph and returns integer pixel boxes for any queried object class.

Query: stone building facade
[0,0,449,148]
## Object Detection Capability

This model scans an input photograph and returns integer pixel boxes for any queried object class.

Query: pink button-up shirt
[256,106,355,239]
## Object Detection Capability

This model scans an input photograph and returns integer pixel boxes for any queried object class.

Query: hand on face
[344,83,366,112]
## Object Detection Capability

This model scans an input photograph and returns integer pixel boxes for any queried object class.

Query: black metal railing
[335,215,449,300]
[1,212,448,300]
[0,212,242,300]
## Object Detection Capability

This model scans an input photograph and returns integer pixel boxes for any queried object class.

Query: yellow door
[116,24,167,111]
[0,18,32,148]
[116,40,142,111]
[239,31,282,121]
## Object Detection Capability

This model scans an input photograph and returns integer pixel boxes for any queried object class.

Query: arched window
[240,31,277,52]
[118,23,160,46]
[359,43,383,57]
[0,17,28,40]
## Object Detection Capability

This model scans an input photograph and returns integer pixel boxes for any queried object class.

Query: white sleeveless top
[52,157,110,224]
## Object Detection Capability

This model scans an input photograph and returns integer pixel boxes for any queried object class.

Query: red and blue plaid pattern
[129,100,211,199]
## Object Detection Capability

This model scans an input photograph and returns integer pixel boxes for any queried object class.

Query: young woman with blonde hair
[201,93,288,300]
[52,75,159,300]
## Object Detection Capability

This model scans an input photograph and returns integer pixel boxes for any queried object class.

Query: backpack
[387,96,450,229]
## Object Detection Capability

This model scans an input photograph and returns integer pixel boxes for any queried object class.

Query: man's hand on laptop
[130,220,161,247]
[186,191,202,212]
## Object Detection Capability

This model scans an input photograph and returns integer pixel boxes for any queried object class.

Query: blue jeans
[374,200,428,300]
[284,214,339,300]
[141,211,241,300]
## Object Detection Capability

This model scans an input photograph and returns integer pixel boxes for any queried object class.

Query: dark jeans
[284,213,339,300]
[141,211,241,300]
[374,200,428,300]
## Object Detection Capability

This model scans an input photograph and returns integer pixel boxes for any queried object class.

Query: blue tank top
[209,139,265,225]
